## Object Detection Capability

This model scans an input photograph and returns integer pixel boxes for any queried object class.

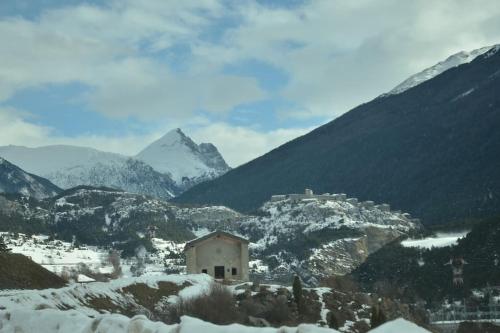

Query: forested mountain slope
[176,46,500,225]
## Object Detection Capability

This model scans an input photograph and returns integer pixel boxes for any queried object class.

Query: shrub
[322,275,359,293]
[60,262,108,282]
[0,236,11,253]
[107,250,122,279]
[239,297,266,318]
[328,312,341,329]
[166,283,241,325]
[263,294,292,324]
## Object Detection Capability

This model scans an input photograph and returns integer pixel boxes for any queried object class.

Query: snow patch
[386,44,498,95]
[401,231,469,249]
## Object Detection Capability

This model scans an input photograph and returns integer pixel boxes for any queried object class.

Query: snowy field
[401,231,469,249]
[0,233,185,280]
[0,310,431,333]
[0,231,433,332]
[0,267,432,333]
[0,274,212,314]
[1,232,271,282]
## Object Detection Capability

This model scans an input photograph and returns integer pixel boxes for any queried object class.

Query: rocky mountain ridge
[0,128,229,199]
[237,192,419,284]
[0,157,61,199]
[0,186,418,283]
[386,44,497,95]
[136,128,230,190]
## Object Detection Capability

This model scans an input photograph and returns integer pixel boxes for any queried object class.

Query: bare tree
[107,250,122,278]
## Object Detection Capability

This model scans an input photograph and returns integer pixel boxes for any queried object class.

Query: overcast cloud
[0,0,499,166]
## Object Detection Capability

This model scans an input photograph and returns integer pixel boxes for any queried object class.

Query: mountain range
[0,157,61,199]
[0,186,417,283]
[0,128,229,199]
[175,45,500,225]
[2,44,499,227]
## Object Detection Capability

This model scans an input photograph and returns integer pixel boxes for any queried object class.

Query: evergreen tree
[0,236,11,253]
[370,304,387,329]
[292,275,304,314]
[293,275,303,303]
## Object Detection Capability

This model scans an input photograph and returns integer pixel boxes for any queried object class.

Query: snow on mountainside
[0,157,61,199]
[0,145,179,199]
[46,157,180,200]
[136,128,230,188]
[237,192,420,283]
[0,187,195,254]
[0,128,229,199]
[401,231,469,249]
[386,44,497,95]
[175,205,243,236]
[0,144,125,175]
[0,186,419,283]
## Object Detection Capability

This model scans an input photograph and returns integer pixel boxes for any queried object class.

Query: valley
[0,16,498,331]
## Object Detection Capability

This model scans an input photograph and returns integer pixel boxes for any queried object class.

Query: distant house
[184,231,249,281]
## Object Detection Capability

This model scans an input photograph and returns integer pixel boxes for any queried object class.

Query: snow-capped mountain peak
[154,128,194,148]
[136,128,230,187]
[387,44,498,95]
[0,129,229,199]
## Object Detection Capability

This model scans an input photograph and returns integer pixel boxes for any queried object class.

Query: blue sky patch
[3,82,153,137]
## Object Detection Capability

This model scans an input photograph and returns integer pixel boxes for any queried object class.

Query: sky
[0,0,499,167]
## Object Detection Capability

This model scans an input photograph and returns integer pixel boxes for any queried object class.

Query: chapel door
[214,266,225,279]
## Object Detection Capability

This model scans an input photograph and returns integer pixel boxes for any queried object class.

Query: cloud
[0,1,266,119]
[193,0,500,118]
[0,108,161,155]
[2,0,499,122]
[189,123,315,167]
[86,58,266,119]
[1,0,499,167]
[0,108,311,167]
[0,108,53,145]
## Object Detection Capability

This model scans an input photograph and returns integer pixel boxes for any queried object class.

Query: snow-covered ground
[0,270,431,333]
[0,310,431,333]
[0,233,185,279]
[0,274,212,314]
[369,318,431,333]
[401,231,469,249]
[249,259,269,274]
